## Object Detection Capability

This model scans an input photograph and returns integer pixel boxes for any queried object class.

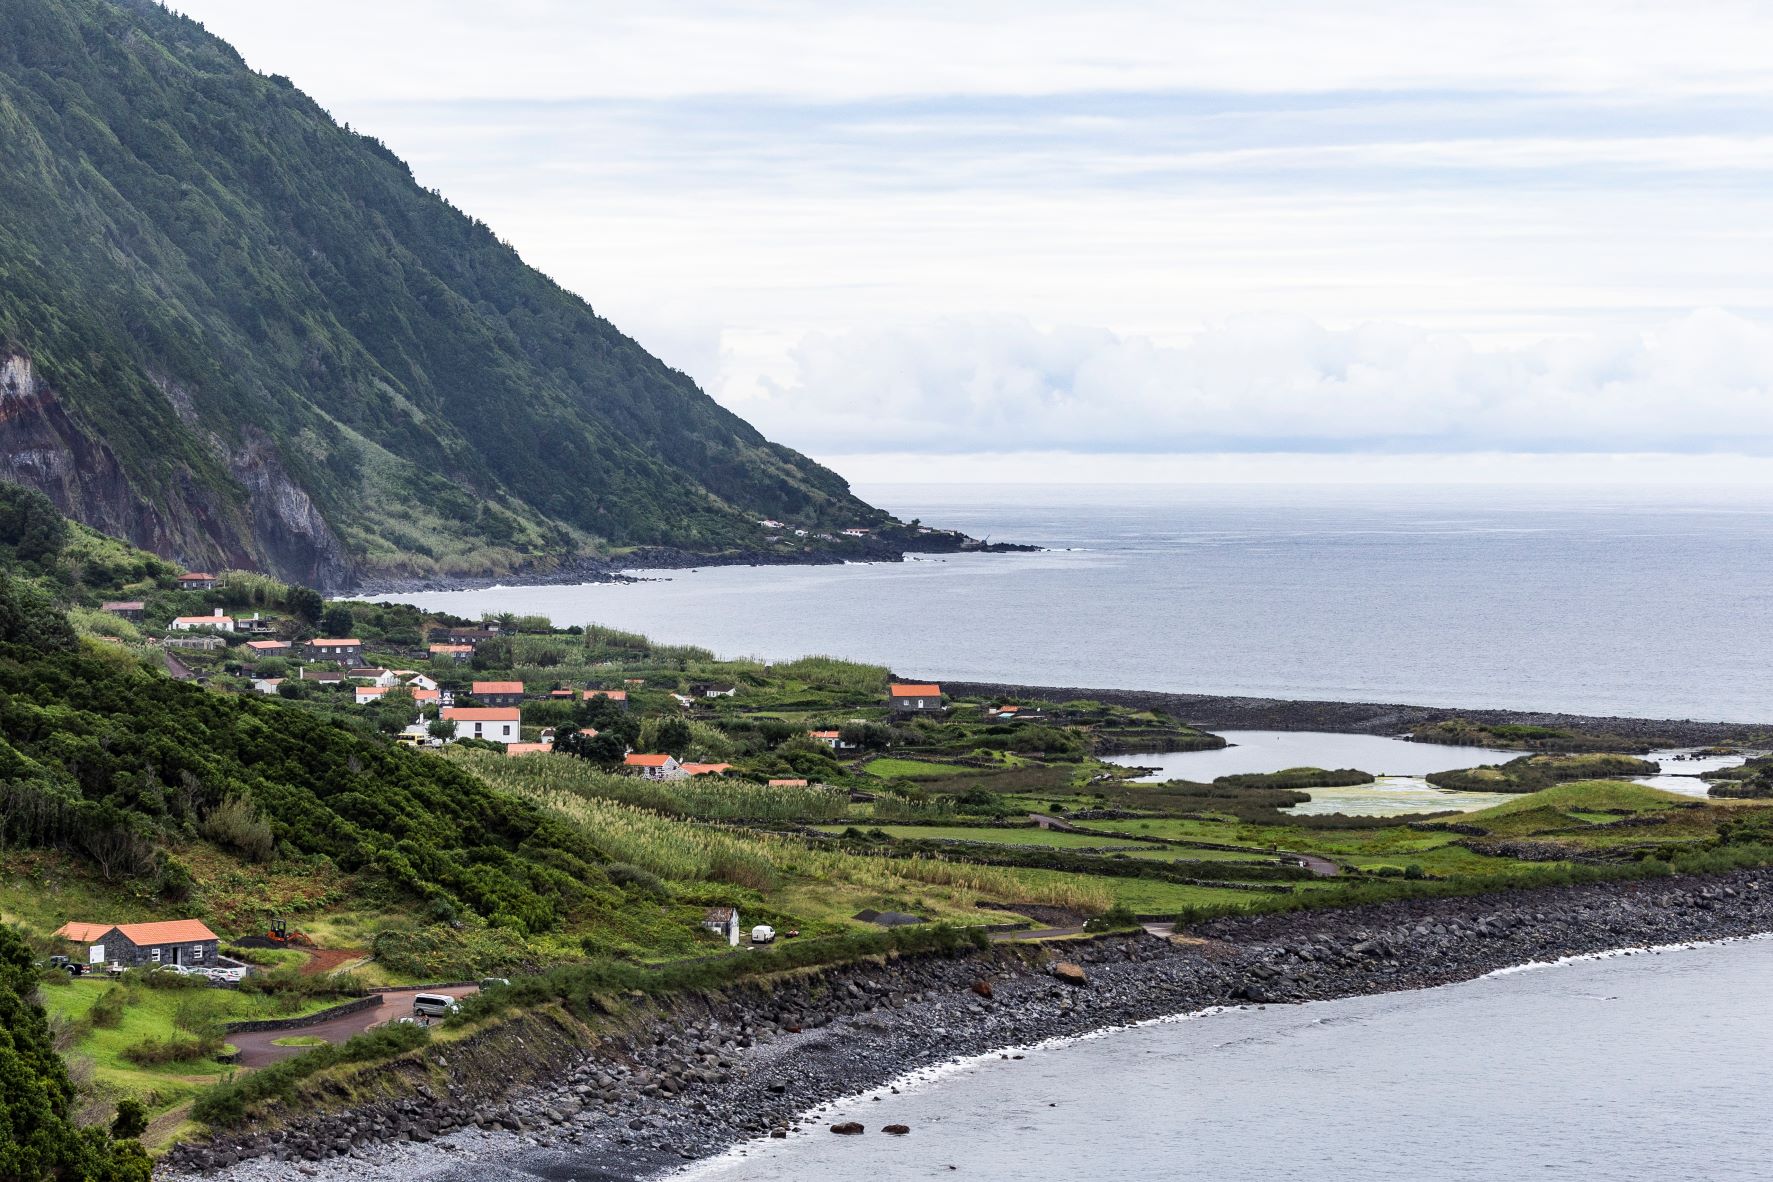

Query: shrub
[121,1035,217,1065]
[88,985,129,1029]
[192,1023,431,1127]
[111,1099,149,1140]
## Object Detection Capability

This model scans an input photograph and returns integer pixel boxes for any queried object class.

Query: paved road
[231,985,477,1067]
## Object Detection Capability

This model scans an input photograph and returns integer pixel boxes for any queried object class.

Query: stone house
[304,638,363,665]
[55,919,220,969]
[701,906,741,946]
[101,601,145,621]
[471,680,526,707]
[889,682,944,715]
[624,753,686,781]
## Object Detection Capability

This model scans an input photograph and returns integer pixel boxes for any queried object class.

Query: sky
[167,1,1773,482]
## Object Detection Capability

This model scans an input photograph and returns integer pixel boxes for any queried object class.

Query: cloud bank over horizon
[166,1,1773,477]
[729,308,1773,457]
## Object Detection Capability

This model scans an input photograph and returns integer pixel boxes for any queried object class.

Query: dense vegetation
[0,924,150,1181]
[1410,718,1657,754]
[1425,753,1659,794]
[0,0,893,586]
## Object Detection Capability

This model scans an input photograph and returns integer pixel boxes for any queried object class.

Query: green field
[862,758,978,779]
[813,824,1151,850]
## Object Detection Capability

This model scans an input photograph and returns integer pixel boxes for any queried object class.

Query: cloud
[726,309,1773,454]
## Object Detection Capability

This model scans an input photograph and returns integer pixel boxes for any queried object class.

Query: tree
[111,1100,148,1140]
[641,717,693,758]
[0,482,68,565]
[555,727,626,768]
[285,586,324,626]
[320,604,355,637]
[0,924,152,1181]
[427,718,456,741]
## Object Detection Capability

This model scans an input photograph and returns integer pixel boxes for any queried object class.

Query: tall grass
[453,750,1109,910]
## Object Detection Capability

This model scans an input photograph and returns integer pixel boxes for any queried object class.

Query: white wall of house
[453,718,519,744]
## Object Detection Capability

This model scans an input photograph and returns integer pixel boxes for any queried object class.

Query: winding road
[230,985,478,1067]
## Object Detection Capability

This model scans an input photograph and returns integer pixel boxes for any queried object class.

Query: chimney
[214,608,223,617]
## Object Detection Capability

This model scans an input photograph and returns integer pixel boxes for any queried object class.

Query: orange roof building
[442,707,520,722]
[472,681,525,696]
[889,683,942,698]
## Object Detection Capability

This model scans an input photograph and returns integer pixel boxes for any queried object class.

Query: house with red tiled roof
[429,643,473,663]
[505,741,555,757]
[244,639,292,657]
[583,689,628,706]
[356,685,439,706]
[889,682,944,714]
[768,778,810,788]
[304,638,363,664]
[175,573,219,590]
[471,680,526,707]
[623,753,685,781]
[681,762,733,777]
[55,919,219,969]
[441,706,520,744]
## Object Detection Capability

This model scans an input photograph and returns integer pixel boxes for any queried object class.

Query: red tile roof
[505,742,555,757]
[768,778,809,787]
[54,921,113,942]
[584,689,628,701]
[58,919,217,944]
[177,573,216,581]
[245,640,290,651]
[890,683,942,697]
[682,763,733,776]
[309,638,361,647]
[429,644,473,654]
[442,707,520,721]
[172,615,234,626]
[115,920,217,944]
[624,753,675,767]
[472,681,525,695]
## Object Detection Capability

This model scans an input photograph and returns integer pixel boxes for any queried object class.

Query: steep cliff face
[0,0,889,590]
[0,351,354,585]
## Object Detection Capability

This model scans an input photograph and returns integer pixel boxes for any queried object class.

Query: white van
[412,993,459,1018]
[750,924,776,945]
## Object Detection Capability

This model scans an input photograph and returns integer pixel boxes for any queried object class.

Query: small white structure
[251,678,283,695]
[441,706,520,744]
[169,609,235,633]
[702,906,741,946]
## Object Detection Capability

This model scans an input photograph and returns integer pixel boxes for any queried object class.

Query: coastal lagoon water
[1104,731,1748,814]
[675,937,1773,1182]
[394,484,1773,722]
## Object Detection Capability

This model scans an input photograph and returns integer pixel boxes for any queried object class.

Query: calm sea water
[395,484,1773,722]
[676,937,1773,1182]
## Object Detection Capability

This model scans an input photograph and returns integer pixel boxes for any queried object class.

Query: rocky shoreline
[944,680,1773,746]
[163,870,1773,1181]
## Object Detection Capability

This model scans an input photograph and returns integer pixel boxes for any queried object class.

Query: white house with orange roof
[441,705,520,744]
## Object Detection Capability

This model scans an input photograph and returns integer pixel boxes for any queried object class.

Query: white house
[701,906,741,946]
[169,609,235,633]
[400,673,439,691]
[441,706,520,744]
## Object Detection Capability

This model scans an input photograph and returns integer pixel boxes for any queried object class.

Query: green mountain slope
[0,0,886,590]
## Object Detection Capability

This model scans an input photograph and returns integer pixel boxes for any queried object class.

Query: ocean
[672,937,1773,1182]
[394,483,1773,722]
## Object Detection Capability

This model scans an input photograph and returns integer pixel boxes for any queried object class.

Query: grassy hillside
[0,0,898,587]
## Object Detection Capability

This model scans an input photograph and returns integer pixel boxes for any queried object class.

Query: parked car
[412,993,460,1018]
[750,924,777,945]
[42,955,86,976]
